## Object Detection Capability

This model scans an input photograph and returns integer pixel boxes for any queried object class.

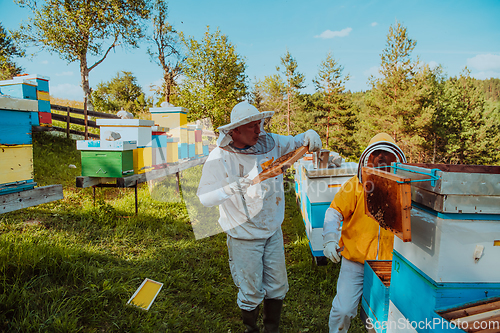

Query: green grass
[0,132,367,332]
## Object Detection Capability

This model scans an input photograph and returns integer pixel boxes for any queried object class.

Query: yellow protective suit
[330,175,394,264]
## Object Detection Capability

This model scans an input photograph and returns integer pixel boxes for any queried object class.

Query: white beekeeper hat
[217,101,274,147]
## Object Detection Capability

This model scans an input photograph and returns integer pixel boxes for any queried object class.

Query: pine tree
[312,52,359,159]
[365,21,435,162]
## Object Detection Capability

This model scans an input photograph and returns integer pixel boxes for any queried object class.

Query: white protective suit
[197,129,306,310]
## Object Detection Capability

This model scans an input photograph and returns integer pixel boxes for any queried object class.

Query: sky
[1,0,500,102]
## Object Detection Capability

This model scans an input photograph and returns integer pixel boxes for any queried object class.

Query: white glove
[323,240,341,263]
[222,175,252,195]
[303,129,322,153]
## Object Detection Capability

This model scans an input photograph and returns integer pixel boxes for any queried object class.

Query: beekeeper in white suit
[197,101,321,333]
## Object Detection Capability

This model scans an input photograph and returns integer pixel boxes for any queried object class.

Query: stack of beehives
[0,78,41,194]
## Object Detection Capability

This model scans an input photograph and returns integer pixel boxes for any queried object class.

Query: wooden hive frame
[362,166,412,242]
[437,297,500,333]
[252,146,309,185]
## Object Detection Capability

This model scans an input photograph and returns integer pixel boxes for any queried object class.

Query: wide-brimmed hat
[217,101,274,132]
[357,133,407,182]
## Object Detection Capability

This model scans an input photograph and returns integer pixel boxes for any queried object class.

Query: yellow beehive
[169,127,188,143]
[37,90,50,101]
[195,141,203,155]
[0,144,33,184]
[149,103,189,129]
[166,138,179,163]
[187,125,196,144]
[133,147,154,174]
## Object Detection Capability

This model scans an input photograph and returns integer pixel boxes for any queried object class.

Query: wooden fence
[49,104,120,139]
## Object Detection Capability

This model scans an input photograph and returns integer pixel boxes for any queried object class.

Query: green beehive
[80,150,134,178]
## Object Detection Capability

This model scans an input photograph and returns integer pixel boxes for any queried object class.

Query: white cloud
[314,27,352,39]
[428,61,439,70]
[371,22,378,27]
[56,71,74,77]
[50,83,82,101]
[466,54,500,71]
[40,60,49,65]
[471,71,500,80]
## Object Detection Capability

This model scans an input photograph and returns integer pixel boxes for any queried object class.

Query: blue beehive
[0,79,37,100]
[390,250,500,333]
[178,143,188,160]
[188,143,195,158]
[0,98,38,145]
[362,260,392,333]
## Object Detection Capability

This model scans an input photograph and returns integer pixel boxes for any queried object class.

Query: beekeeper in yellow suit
[198,101,322,333]
[322,133,407,333]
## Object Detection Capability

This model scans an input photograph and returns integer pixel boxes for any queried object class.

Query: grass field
[0,132,367,332]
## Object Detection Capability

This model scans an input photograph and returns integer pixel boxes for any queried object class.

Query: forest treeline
[1,1,499,165]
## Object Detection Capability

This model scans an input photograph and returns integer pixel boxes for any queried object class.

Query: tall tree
[0,23,24,80]
[147,0,182,104]
[13,0,149,110]
[91,71,152,116]
[365,21,434,162]
[312,52,358,157]
[250,75,287,134]
[175,27,247,130]
[439,69,495,164]
[277,50,305,135]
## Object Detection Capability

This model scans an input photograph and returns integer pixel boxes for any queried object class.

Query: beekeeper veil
[357,133,407,183]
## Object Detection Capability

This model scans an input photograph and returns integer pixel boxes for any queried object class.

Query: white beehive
[96,119,154,148]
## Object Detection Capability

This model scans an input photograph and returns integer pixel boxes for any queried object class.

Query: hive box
[390,250,500,333]
[81,150,134,178]
[170,126,188,143]
[97,119,154,148]
[394,205,500,283]
[149,104,189,131]
[202,140,209,156]
[362,260,392,333]
[133,147,153,174]
[187,125,196,144]
[178,142,188,160]
[166,138,179,163]
[78,140,136,178]
[13,74,50,92]
[38,111,52,126]
[0,79,37,100]
[0,144,34,186]
[195,127,202,142]
[295,157,358,260]
[37,100,51,113]
[151,126,169,167]
[195,141,203,155]
[76,140,137,151]
[188,143,195,158]
[0,99,38,144]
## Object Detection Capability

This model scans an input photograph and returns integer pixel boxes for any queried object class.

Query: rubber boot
[263,299,283,333]
[241,306,260,333]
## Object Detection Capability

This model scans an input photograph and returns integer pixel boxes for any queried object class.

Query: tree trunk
[80,57,90,140]
[326,115,330,149]
[287,88,290,136]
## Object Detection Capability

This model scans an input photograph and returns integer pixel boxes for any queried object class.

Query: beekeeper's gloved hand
[323,240,341,263]
[303,129,322,153]
[222,175,252,195]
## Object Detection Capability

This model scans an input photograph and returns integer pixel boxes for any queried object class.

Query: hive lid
[0,78,37,87]
[0,96,38,112]
[96,119,155,126]
[149,102,189,114]
[303,161,358,178]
